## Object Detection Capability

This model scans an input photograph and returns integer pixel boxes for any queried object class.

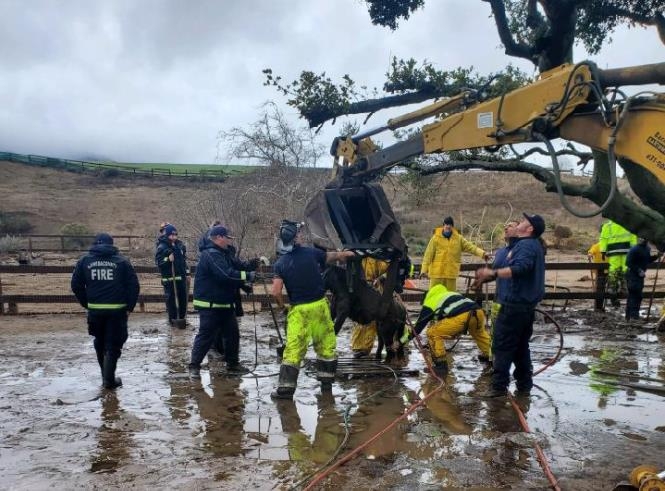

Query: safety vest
[599,221,637,257]
[423,284,478,319]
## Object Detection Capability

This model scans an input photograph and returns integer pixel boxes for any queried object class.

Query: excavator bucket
[304,182,406,256]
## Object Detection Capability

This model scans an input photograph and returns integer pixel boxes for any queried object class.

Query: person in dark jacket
[188,225,259,377]
[196,222,259,359]
[155,224,189,326]
[71,233,140,389]
[474,213,546,398]
[625,239,661,320]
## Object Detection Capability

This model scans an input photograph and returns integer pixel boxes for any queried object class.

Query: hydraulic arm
[330,61,665,188]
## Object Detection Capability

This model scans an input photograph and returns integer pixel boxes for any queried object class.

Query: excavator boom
[329,61,665,186]
[305,60,665,267]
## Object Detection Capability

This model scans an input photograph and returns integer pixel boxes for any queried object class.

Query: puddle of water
[1,311,664,489]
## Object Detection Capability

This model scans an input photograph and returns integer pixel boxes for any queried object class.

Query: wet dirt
[1,307,664,490]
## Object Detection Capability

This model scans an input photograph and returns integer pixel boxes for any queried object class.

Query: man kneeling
[401,284,491,376]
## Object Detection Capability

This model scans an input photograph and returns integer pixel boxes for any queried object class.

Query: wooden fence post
[60,236,66,253]
[594,264,607,311]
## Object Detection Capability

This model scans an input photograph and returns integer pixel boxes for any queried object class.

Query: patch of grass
[107,162,258,174]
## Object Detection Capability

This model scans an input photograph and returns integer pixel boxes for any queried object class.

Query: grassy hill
[0,159,609,255]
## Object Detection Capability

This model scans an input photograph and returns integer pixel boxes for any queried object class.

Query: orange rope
[303,317,444,490]
[508,395,561,490]
[302,305,565,490]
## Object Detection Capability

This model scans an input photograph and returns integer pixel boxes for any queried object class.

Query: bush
[100,167,121,178]
[60,223,92,249]
[553,225,573,249]
[0,211,33,234]
[553,225,572,240]
[0,235,22,253]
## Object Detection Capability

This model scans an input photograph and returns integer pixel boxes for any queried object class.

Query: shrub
[0,235,22,253]
[60,223,92,249]
[100,167,121,178]
[0,211,33,234]
[553,225,572,240]
[553,225,573,249]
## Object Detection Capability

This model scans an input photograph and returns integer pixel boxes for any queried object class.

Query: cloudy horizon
[0,0,662,165]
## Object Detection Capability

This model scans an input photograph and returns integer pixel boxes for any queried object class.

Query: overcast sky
[0,0,662,164]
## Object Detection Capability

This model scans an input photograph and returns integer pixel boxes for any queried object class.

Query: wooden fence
[1,262,663,315]
[0,152,230,180]
[9,234,155,254]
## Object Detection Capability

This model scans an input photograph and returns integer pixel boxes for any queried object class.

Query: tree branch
[414,154,665,244]
[483,0,537,62]
[304,89,447,128]
[601,5,663,27]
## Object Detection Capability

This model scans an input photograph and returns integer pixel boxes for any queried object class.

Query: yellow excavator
[304,60,664,292]
[330,61,664,188]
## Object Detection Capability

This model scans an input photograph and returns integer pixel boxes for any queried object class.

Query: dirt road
[1,308,664,490]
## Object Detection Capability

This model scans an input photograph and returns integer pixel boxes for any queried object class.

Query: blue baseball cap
[210,225,236,239]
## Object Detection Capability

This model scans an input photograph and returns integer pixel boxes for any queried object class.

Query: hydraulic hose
[533,131,617,218]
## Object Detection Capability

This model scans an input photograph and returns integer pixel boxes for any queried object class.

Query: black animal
[323,263,406,362]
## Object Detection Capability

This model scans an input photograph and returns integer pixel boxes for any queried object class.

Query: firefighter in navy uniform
[71,233,140,389]
[188,225,259,377]
[196,222,260,359]
[155,224,189,325]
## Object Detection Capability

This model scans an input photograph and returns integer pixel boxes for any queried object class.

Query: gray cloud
[0,0,662,164]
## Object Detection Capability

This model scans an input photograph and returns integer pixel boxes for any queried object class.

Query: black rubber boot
[95,349,104,382]
[316,359,337,393]
[102,354,122,390]
[188,364,201,378]
[270,365,299,399]
[432,360,448,377]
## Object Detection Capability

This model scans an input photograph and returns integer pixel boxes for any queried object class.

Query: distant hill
[0,159,610,254]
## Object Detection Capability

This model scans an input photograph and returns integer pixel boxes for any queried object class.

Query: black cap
[94,233,114,245]
[523,213,545,238]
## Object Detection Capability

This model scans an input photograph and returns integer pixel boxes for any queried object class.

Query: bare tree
[174,104,329,259]
[217,101,324,168]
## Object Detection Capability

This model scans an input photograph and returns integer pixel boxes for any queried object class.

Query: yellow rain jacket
[587,242,603,264]
[421,227,486,280]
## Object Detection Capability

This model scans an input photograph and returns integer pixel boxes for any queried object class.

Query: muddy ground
[1,306,664,490]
